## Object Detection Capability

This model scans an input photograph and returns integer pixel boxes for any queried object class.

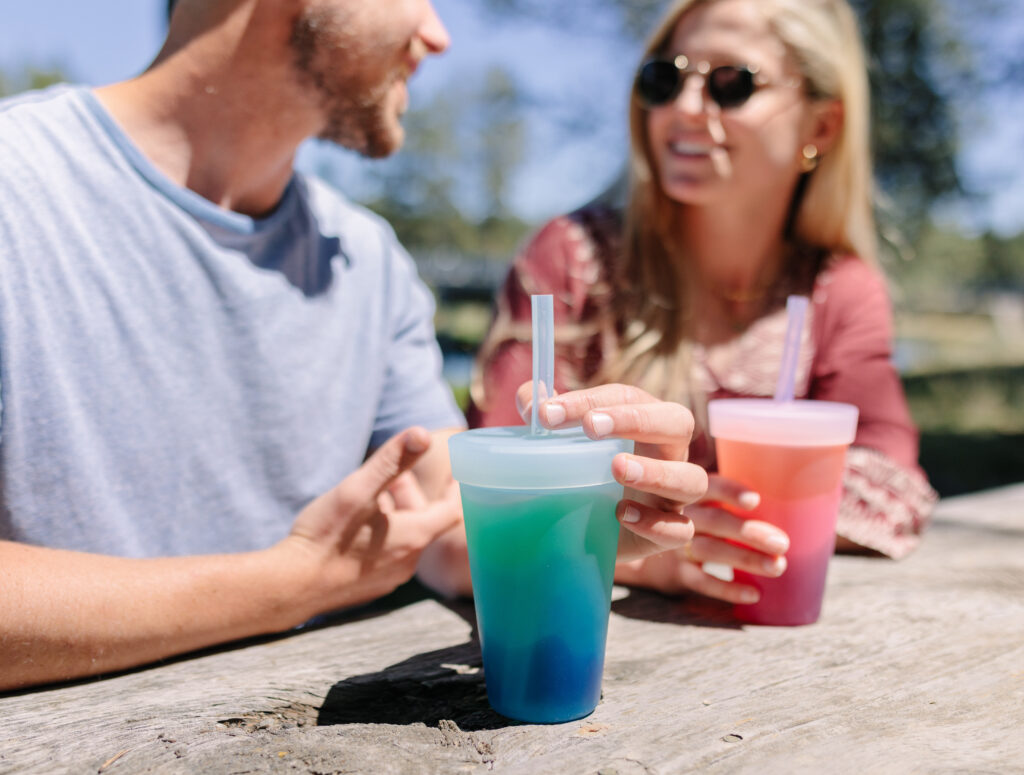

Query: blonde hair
[473,0,876,411]
[603,0,876,396]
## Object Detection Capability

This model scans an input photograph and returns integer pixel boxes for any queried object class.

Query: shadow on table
[611,587,742,630]
[316,640,514,731]
[312,582,512,730]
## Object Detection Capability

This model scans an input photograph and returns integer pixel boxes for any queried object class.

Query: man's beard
[290,8,405,158]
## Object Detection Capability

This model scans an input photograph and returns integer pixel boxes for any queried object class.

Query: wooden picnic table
[3,484,1023,774]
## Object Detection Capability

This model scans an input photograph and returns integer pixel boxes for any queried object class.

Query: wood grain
[2,485,1022,774]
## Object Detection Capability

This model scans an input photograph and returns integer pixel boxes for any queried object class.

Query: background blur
[3,0,1022,496]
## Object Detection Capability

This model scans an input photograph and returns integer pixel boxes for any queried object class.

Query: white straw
[773,295,809,403]
[531,295,554,436]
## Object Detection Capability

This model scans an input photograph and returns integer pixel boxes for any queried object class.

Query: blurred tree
[475,0,1019,245]
[851,0,965,239]
[0,66,68,98]
[976,231,1024,293]
[358,65,531,259]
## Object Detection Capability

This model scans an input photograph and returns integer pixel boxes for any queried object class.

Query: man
[0,0,703,691]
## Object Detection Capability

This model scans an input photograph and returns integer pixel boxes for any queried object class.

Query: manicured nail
[623,460,644,483]
[739,491,761,510]
[543,402,566,426]
[748,523,789,554]
[739,589,760,605]
[621,505,640,524]
[515,392,528,421]
[590,412,614,438]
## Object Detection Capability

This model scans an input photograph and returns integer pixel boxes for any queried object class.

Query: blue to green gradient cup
[449,426,632,723]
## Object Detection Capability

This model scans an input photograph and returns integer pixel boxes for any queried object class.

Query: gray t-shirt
[0,86,465,557]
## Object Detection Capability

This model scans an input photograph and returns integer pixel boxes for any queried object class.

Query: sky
[1,0,1021,234]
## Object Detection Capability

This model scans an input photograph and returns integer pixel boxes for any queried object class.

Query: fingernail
[739,589,760,605]
[404,432,428,454]
[515,392,528,420]
[763,555,787,576]
[623,460,643,483]
[748,523,789,554]
[621,505,640,524]
[543,402,566,426]
[590,412,614,438]
[739,491,761,510]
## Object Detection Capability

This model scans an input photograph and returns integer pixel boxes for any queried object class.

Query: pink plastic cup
[708,399,859,626]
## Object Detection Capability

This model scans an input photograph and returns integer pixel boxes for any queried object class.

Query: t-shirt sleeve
[811,257,938,557]
[369,242,466,449]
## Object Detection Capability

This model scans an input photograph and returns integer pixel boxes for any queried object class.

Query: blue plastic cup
[449,426,632,723]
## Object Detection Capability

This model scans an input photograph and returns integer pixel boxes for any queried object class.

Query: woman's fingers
[687,503,790,555]
[616,553,762,605]
[704,474,761,511]
[685,533,787,578]
[581,400,694,446]
[612,454,708,505]
[678,563,762,605]
[515,381,562,424]
[616,501,695,560]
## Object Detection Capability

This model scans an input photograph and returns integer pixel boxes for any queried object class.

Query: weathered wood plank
[1,484,1022,774]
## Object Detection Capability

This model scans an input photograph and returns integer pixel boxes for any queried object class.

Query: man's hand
[277,426,462,614]
[0,426,461,691]
[516,382,703,561]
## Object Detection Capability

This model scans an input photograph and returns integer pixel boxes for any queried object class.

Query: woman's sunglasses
[635,56,771,110]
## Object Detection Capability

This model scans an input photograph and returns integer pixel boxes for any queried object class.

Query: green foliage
[355,64,532,259]
[471,0,1019,246]
[0,66,68,98]
[850,0,965,237]
[888,223,1024,308]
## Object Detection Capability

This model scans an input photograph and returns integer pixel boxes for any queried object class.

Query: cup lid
[708,399,859,447]
[448,426,633,489]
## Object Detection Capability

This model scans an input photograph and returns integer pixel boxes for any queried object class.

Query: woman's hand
[516,382,704,560]
[615,475,790,604]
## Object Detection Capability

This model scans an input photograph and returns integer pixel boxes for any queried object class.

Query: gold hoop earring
[801,144,819,172]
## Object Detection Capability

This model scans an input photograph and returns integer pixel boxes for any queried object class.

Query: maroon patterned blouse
[468,207,937,559]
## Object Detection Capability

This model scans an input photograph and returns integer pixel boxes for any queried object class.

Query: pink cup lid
[708,399,859,447]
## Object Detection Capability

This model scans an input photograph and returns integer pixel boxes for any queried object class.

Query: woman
[469,0,937,605]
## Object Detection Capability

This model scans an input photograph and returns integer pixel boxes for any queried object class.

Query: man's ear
[807,98,844,155]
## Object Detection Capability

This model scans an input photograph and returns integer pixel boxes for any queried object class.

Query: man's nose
[421,1,451,54]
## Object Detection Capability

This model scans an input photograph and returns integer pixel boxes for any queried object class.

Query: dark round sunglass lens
[637,61,680,106]
[708,67,756,108]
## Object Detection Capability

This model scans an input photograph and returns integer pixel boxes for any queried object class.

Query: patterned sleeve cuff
[836,446,939,559]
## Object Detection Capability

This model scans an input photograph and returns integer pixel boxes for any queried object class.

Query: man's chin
[364,125,405,159]
[320,120,404,159]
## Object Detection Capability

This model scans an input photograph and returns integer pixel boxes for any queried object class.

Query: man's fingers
[333,428,431,515]
[388,471,429,512]
[392,480,462,546]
